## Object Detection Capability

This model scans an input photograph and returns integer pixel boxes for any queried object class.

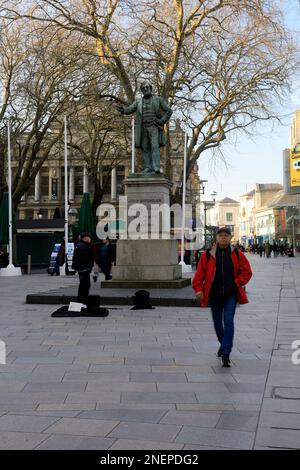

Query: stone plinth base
[124,174,172,237]
[109,239,183,287]
[101,278,191,289]
[112,264,181,280]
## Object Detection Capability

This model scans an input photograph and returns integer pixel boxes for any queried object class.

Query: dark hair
[80,232,91,239]
[216,227,231,235]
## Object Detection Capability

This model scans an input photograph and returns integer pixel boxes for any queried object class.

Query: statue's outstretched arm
[118,101,138,115]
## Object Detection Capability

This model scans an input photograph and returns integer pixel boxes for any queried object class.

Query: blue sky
[198,0,300,202]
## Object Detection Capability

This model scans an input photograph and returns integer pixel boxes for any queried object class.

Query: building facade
[251,183,283,245]
[289,109,300,149]
[206,197,240,242]
[14,124,201,221]
[238,183,283,245]
[239,190,255,246]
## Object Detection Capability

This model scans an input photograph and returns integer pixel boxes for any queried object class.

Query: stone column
[20,169,25,201]
[83,166,89,193]
[47,169,51,200]
[34,171,40,201]
[69,167,75,202]
[111,167,117,201]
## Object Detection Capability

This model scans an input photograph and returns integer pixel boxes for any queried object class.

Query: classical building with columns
[15,123,200,220]
[16,161,126,220]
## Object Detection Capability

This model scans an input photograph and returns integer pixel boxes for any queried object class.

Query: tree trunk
[164,124,172,181]
[91,179,104,226]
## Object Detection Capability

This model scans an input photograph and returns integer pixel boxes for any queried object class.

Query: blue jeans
[210,294,237,355]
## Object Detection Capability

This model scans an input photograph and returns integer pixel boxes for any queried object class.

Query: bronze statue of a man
[117,81,172,174]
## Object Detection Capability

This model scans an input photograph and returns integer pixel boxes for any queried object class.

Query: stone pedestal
[101,174,190,289]
[101,239,190,288]
[124,174,172,238]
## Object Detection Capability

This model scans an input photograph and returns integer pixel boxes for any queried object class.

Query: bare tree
[1,0,297,188]
[0,19,25,202]
[129,1,296,181]
[67,96,131,216]
[0,20,98,209]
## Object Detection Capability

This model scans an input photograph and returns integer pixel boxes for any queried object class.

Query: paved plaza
[0,254,300,450]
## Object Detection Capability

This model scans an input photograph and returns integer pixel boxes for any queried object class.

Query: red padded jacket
[192,245,252,308]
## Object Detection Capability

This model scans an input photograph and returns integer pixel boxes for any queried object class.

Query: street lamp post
[202,193,217,248]
[211,191,217,202]
[199,180,207,247]
[179,130,192,273]
[292,214,296,257]
[0,119,21,277]
[204,201,207,248]
[131,117,135,174]
[64,116,69,275]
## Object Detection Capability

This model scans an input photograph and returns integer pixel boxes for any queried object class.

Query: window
[102,166,111,194]
[41,171,49,197]
[51,178,58,200]
[26,209,34,219]
[226,212,233,222]
[117,177,124,194]
[26,184,35,197]
[75,166,83,196]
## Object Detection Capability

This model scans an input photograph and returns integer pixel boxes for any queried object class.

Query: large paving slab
[0,255,300,449]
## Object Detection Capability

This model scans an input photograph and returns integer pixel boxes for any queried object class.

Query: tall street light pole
[204,201,207,248]
[179,130,192,273]
[64,116,69,275]
[0,119,21,277]
[202,194,217,248]
[131,117,135,174]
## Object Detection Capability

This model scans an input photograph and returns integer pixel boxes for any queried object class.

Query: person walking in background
[72,232,94,305]
[97,237,115,280]
[192,227,252,367]
[265,242,271,258]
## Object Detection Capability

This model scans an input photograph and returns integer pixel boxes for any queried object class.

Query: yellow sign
[290,149,300,187]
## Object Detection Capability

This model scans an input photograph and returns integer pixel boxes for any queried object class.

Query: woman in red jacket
[192,227,252,367]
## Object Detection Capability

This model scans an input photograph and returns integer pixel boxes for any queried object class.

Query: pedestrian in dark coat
[96,237,115,280]
[72,232,94,305]
[192,227,252,367]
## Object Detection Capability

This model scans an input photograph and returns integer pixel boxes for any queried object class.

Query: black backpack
[206,247,246,292]
[206,247,239,261]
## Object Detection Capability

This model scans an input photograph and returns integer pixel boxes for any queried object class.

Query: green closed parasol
[78,192,96,239]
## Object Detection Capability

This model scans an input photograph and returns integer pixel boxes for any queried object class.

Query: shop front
[255,211,275,244]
